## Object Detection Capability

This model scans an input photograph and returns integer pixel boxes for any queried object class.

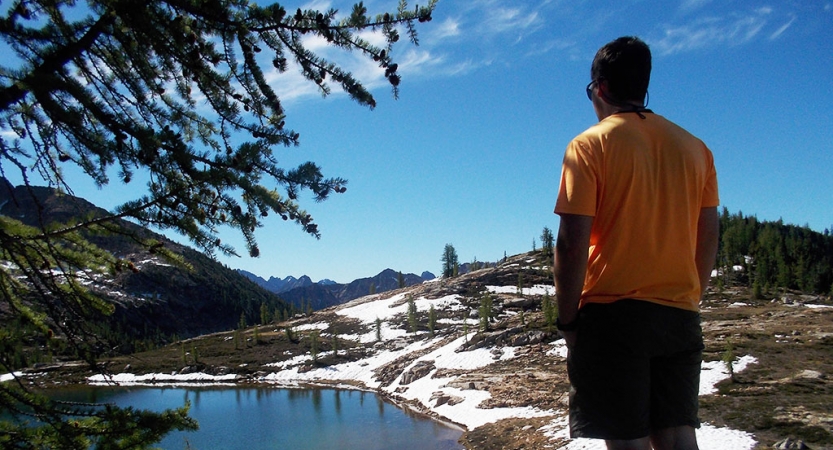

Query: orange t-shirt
[555,112,719,312]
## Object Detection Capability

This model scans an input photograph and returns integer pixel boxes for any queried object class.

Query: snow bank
[336,293,464,324]
[380,335,551,429]
[88,372,238,385]
[487,284,555,296]
[699,355,758,395]
[0,372,22,383]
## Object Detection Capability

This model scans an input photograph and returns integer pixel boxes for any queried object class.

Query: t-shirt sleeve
[555,138,598,217]
[701,148,719,208]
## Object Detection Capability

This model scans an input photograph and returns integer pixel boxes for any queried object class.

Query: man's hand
[560,330,577,350]
[553,213,593,347]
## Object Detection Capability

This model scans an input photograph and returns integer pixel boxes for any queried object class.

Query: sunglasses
[586,79,600,100]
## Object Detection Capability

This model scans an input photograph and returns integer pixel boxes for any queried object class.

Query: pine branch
[0,11,115,111]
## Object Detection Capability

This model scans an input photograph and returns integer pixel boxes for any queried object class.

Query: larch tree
[0,0,436,447]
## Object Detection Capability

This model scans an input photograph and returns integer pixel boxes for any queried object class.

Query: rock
[795,369,824,380]
[773,438,810,449]
[400,360,435,385]
[502,297,536,309]
[458,326,527,351]
[389,339,409,350]
[430,391,464,407]
[508,330,548,347]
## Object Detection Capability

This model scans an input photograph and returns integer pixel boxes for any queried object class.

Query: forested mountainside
[0,181,290,362]
[717,208,833,297]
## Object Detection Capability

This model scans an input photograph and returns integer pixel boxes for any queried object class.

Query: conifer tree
[260,302,271,325]
[285,325,296,343]
[541,226,554,259]
[428,304,436,337]
[479,292,493,332]
[310,330,319,362]
[0,0,437,447]
[407,294,418,334]
[517,272,525,297]
[542,292,556,331]
[441,243,458,278]
[331,331,339,356]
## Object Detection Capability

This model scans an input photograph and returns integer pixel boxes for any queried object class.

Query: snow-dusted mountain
[239,268,436,310]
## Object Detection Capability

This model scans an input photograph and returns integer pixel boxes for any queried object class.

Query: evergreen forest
[716,208,833,298]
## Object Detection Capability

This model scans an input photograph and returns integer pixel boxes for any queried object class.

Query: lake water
[47,386,464,450]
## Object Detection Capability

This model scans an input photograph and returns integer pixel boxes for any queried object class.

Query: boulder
[400,360,435,385]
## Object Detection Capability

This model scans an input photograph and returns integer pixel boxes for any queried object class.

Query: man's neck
[596,101,649,121]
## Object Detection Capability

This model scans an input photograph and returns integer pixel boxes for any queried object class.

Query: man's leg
[567,303,653,441]
[649,425,699,450]
[604,437,652,450]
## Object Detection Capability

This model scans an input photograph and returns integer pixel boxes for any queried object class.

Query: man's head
[590,36,651,106]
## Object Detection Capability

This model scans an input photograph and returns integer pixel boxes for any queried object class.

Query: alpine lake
[43,385,464,450]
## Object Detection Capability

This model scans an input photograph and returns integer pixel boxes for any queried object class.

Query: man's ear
[596,79,611,103]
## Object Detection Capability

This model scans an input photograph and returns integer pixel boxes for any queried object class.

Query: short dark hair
[591,36,651,104]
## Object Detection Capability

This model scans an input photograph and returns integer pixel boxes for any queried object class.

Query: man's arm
[553,213,593,346]
[695,206,720,300]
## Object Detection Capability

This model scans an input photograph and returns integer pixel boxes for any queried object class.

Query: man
[553,36,720,450]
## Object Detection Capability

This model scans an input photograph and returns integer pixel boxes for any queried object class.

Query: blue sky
[223,0,832,283]
[6,0,833,283]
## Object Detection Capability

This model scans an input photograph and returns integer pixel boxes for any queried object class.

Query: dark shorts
[567,299,704,440]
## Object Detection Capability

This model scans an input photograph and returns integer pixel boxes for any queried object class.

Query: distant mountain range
[239,269,436,310]
[236,274,338,294]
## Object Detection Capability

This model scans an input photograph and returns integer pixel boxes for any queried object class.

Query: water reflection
[44,386,463,450]
[377,392,386,418]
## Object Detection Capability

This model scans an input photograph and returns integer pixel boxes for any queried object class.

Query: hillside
[0,181,290,355]
[35,251,833,450]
